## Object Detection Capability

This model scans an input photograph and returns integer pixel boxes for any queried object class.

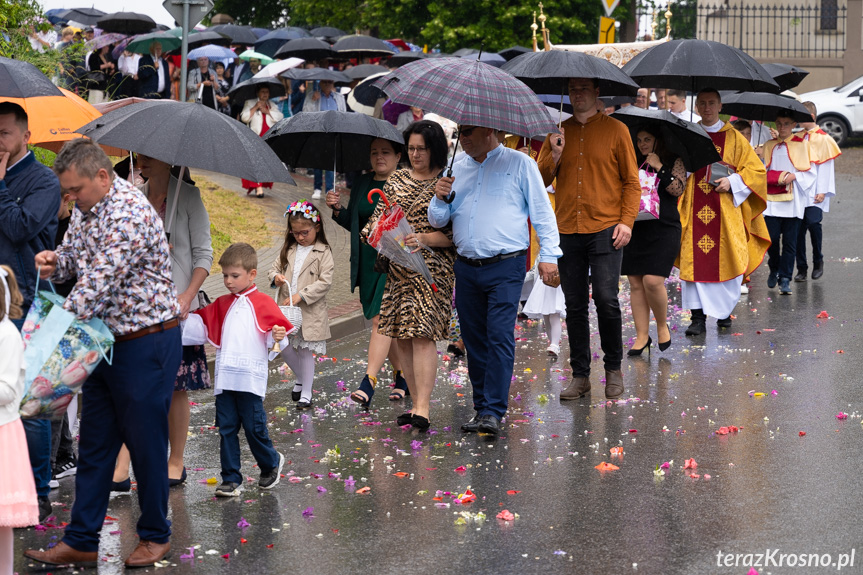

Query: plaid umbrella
[373,57,557,138]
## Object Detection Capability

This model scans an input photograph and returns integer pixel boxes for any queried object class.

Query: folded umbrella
[373,57,557,139]
[610,106,722,172]
[96,12,156,35]
[0,57,63,98]
[344,64,390,80]
[762,63,810,92]
[621,39,780,93]
[332,35,397,59]
[274,38,335,61]
[720,91,812,124]
[227,76,286,106]
[264,110,405,173]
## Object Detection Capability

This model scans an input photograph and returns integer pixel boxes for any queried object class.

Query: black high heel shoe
[411,414,430,430]
[658,338,671,352]
[627,336,652,357]
[396,412,413,426]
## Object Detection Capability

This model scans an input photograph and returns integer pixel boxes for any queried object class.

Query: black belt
[115,318,179,343]
[457,249,527,267]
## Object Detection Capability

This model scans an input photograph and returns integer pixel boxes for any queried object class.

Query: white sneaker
[312,189,322,199]
[547,344,560,357]
[49,479,60,489]
[740,283,749,294]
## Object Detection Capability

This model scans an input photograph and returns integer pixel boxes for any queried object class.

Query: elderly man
[303,78,346,199]
[137,41,171,99]
[536,78,640,401]
[430,126,560,435]
[0,102,60,523]
[187,56,219,109]
[677,89,770,335]
[25,139,181,568]
[635,87,650,109]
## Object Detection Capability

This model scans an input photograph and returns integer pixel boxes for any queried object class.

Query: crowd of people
[0,20,843,572]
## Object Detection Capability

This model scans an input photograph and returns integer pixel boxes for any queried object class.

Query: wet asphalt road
[15,170,863,575]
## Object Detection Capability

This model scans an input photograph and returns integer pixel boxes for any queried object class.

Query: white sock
[544,314,561,347]
[280,345,316,402]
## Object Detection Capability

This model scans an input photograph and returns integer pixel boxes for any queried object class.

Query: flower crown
[284,200,320,222]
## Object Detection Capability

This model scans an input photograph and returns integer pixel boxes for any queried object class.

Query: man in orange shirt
[537,78,641,401]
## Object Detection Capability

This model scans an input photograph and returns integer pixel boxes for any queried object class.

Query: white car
[799,76,863,146]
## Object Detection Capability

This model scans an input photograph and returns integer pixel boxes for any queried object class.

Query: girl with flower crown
[267,200,334,409]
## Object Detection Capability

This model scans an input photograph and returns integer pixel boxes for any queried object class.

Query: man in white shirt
[667,89,701,123]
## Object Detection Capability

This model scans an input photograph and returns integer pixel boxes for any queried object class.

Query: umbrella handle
[368,188,390,207]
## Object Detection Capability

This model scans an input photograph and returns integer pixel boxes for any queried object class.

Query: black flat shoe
[169,467,187,487]
[297,400,312,410]
[111,478,131,492]
[627,336,652,357]
[396,412,413,426]
[410,414,430,430]
[291,385,302,402]
[461,415,480,432]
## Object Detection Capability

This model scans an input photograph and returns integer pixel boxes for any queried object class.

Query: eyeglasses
[407,146,428,154]
[290,229,313,237]
[458,127,478,137]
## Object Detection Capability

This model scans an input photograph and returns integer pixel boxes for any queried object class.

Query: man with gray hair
[25,139,181,568]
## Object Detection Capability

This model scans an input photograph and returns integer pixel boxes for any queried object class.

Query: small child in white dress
[268,200,335,410]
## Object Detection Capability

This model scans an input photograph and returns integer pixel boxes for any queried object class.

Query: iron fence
[635,1,846,58]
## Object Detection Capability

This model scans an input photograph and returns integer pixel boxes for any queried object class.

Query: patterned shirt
[52,176,180,335]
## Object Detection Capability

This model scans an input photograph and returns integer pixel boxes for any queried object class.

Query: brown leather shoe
[24,541,97,566]
[125,540,171,568]
[605,369,624,399]
[560,376,591,400]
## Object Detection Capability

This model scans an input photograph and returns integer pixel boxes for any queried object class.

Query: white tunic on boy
[763,143,817,219]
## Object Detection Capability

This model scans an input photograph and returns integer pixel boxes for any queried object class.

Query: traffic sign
[601,0,620,17]
[599,16,616,43]
[162,0,214,28]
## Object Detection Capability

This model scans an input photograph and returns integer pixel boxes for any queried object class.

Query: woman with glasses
[361,121,455,429]
[112,153,213,490]
[327,138,407,406]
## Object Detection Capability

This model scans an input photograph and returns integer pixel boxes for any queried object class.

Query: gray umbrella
[228,76,286,106]
[209,24,258,46]
[76,100,295,185]
[344,64,390,80]
[282,68,352,83]
[264,110,404,172]
[332,35,397,59]
[387,51,426,66]
[0,57,63,98]
[274,38,335,61]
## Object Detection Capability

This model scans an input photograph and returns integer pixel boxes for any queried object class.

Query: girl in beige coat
[268,200,334,409]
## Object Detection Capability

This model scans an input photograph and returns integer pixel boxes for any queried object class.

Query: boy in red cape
[182,243,293,496]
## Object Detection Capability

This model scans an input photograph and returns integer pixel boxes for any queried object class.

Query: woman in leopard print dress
[362,120,455,430]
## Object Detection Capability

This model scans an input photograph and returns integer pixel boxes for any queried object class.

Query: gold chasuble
[676,123,771,282]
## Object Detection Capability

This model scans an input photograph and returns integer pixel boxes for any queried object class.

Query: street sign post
[162,0,214,102]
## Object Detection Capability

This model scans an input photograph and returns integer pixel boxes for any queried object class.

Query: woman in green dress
[326,137,406,405]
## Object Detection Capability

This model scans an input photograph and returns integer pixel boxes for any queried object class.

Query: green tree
[0,0,61,73]
[209,0,287,27]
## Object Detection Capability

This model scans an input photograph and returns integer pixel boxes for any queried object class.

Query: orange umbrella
[0,88,127,156]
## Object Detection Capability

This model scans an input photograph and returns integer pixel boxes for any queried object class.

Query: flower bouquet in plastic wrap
[18,288,114,419]
[366,188,438,292]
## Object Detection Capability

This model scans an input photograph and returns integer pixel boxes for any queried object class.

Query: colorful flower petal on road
[595,462,619,471]
[356,486,371,494]
[496,510,515,521]
[683,458,697,469]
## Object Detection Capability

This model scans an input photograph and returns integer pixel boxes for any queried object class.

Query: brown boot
[24,541,98,566]
[125,540,171,568]
[605,369,624,399]
[560,376,591,400]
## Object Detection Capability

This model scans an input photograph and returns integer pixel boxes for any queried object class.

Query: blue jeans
[454,254,526,419]
[313,169,334,192]
[12,317,53,498]
[215,390,279,484]
[63,327,180,552]
[558,227,624,377]
[765,216,801,280]
[796,206,824,271]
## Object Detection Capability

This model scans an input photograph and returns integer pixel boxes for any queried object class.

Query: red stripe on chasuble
[691,130,727,282]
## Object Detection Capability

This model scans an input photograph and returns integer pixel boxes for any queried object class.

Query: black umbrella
[762,63,810,91]
[344,64,390,80]
[611,106,722,172]
[187,30,232,49]
[209,24,258,46]
[254,28,312,58]
[274,38,335,61]
[387,51,425,66]
[621,39,780,93]
[720,92,812,123]
[498,46,531,61]
[56,7,105,26]
[347,72,390,114]
[76,100,295,185]
[0,57,63,98]
[96,12,156,35]
[332,35,397,59]
[502,50,640,96]
[227,77,286,106]
[452,48,478,58]
[461,52,506,68]
[264,110,404,172]
[282,68,352,83]
[310,26,347,40]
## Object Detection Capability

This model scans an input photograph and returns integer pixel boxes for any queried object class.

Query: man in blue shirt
[302,79,346,199]
[429,125,561,435]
